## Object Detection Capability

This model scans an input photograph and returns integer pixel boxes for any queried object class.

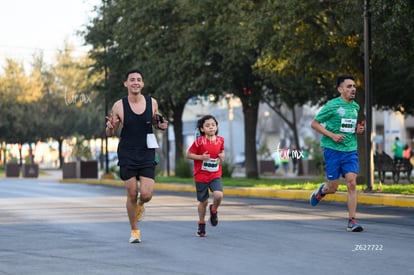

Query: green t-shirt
[315,97,360,152]
[392,140,404,158]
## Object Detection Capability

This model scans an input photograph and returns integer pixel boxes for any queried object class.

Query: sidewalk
[42,170,414,209]
[40,168,63,180]
[40,170,414,208]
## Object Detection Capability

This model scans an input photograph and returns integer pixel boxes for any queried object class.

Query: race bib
[340,118,357,133]
[201,158,220,172]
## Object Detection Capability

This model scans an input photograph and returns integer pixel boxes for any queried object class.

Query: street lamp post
[364,0,373,191]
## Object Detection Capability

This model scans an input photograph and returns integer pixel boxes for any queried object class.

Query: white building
[374,110,414,155]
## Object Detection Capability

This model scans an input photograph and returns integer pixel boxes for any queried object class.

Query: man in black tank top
[105,69,168,243]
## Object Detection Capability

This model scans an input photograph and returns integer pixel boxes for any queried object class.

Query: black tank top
[117,96,156,167]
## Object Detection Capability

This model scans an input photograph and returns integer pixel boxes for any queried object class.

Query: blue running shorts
[324,148,359,181]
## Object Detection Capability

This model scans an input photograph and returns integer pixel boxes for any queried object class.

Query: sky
[0,0,101,70]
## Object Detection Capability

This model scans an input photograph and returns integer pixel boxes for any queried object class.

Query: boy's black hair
[336,74,355,87]
[197,115,219,136]
[125,69,144,81]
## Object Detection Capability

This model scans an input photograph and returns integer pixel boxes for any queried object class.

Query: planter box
[22,164,39,178]
[62,161,98,179]
[259,160,275,174]
[80,161,98,178]
[6,163,20,177]
[62,162,78,178]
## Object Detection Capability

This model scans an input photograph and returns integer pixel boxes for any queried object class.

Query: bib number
[201,158,220,172]
[340,118,356,133]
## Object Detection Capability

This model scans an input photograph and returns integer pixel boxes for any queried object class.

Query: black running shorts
[120,165,155,181]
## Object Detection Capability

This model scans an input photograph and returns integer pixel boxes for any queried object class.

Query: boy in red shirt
[186,115,225,237]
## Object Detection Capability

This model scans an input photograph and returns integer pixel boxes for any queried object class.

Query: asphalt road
[0,177,413,275]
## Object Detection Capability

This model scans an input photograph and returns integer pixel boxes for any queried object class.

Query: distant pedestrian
[290,145,298,174]
[403,144,412,160]
[186,115,225,237]
[392,137,404,162]
[271,150,281,173]
[281,148,289,174]
[402,144,413,172]
[309,74,365,232]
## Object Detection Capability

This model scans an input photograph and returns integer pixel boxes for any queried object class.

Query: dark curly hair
[197,115,219,136]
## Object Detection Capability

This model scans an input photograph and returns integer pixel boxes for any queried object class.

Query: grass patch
[374,183,414,195]
[155,176,414,195]
[156,176,323,187]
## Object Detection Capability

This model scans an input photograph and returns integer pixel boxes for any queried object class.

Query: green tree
[370,0,414,114]
[84,0,219,167]
[255,1,365,176]
[0,59,44,163]
[0,45,103,167]
[46,44,103,166]
[194,1,266,178]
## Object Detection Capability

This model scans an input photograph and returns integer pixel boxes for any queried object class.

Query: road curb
[59,179,414,208]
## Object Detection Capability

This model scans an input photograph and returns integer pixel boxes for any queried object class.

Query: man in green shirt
[392,137,404,160]
[309,74,365,232]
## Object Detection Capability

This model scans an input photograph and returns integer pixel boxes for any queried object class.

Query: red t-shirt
[188,135,224,183]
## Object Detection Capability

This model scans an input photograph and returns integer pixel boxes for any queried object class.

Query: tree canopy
[0,43,103,166]
[80,0,414,178]
[1,0,412,177]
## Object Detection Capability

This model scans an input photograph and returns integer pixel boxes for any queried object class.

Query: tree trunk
[58,138,64,169]
[242,100,259,178]
[172,104,185,166]
[18,143,23,166]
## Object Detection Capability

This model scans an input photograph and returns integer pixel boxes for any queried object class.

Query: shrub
[175,158,193,178]
[222,162,234,178]
[109,165,120,179]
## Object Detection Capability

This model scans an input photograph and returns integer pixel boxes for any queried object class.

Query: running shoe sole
[197,223,206,237]
[129,230,142,243]
[347,225,364,232]
[129,237,142,243]
[310,183,325,206]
